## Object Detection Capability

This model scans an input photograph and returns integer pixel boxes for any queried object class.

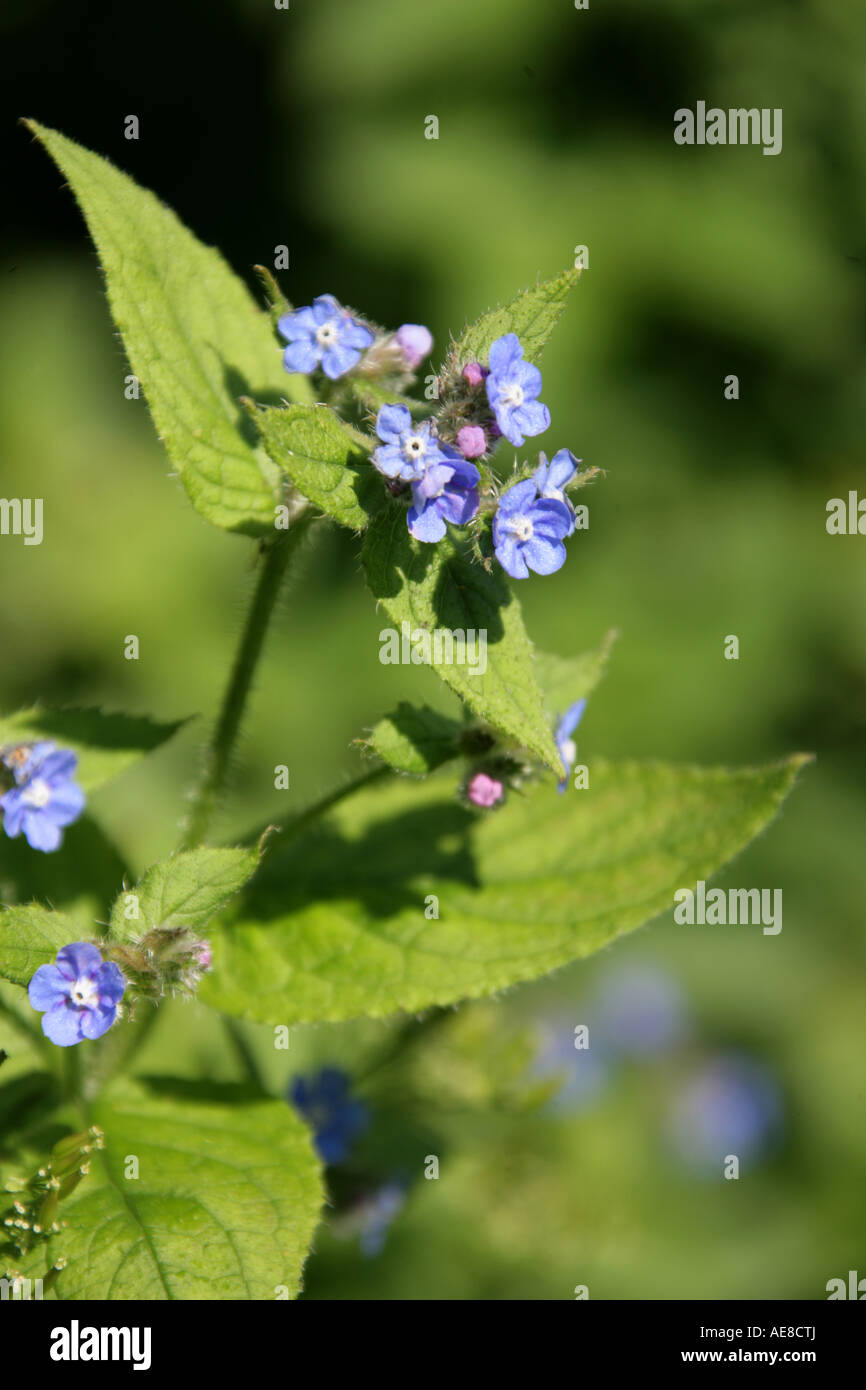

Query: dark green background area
[1,0,864,1299]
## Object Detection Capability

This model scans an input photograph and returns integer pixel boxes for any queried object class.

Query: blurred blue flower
[1,741,86,852]
[594,963,690,1057]
[554,698,587,793]
[485,333,550,446]
[289,1067,368,1165]
[667,1053,783,1174]
[532,1015,613,1112]
[358,1181,406,1258]
[278,295,374,379]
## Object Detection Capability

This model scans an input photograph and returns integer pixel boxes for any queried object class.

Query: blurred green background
[1,0,864,1298]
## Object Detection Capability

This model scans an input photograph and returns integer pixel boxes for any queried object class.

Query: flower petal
[28,963,69,1012]
[524,534,567,575]
[56,942,104,980]
[22,811,62,853]
[80,1000,117,1041]
[282,339,319,374]
[375,404,412,444]
[408,502,447,543]
[95,961,126,1005]
[42,1001,85,1047]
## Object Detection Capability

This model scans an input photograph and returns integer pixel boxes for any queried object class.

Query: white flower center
[315,320,339,347]
[510,515,534,543]
[21,777,51,808]
[403,435,425,459]
[70,977,98,1010]
[547,486,564,501]
[561,738,577,766]
[500,383,524,408]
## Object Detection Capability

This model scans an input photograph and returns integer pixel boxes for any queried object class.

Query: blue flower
[408,453,480,543]
[485,333,550,446]
[278,295,374,380]
[667,1053,783,1175]
[359,1181,406,1258]
[372,404,452,483]
[534,449,579,534]
[554,698,587,793]
[289,1067,368,1165]
[594,963,690,1056]
[1,742,85,852]
[492,478,572,579]
[28,943,125,1047]
[532,1015,613,1114]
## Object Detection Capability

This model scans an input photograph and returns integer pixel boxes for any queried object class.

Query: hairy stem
[180,524,307,850]
[270,766,391,849]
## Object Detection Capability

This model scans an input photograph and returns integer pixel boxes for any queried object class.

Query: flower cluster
[0,741,85,852]
[277,294,589,578]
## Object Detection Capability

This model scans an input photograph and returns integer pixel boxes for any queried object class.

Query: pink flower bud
[466,772,505,809]
[456,425,487,459]
[395,323,433,368]
[462,362,487,387]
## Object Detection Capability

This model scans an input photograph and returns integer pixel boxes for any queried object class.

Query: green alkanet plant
[0,121,810,1300]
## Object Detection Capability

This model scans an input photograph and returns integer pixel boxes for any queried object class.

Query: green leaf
[0,706,186,794]
[534,629,618,719]
[364,702,465,775]
[0,905,78,989]
[250,401,383,531]
[49,1080,323,1299]
[446,265,581,370]
[108,846,261,942]
[26,121,312,536]
[202,754,809,1025]
[0,815,129,930]
[362,510,563,773]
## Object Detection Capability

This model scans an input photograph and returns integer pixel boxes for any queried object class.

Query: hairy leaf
[447,265,581,370]
[108,846,260,942]
[49,1080,323,1300]
[203,755,809,1025]
[251,401,382,531]
[27,121,311,535]
[362,510,562,773]
[0,706,186,794]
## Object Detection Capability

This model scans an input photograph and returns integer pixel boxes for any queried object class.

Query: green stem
[223,1016,266,1091]
[269,766,391,849]
[180,526,306,850]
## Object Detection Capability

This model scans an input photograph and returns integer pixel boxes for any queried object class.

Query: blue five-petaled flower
[485,333,550,447]
[372,404,453,483]
[28,943,125,1047]
[492,479,572,579]
[278,294,374,380]
[554,698,587,793]
[1,741,86,852]
[289,1067,369,1165]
